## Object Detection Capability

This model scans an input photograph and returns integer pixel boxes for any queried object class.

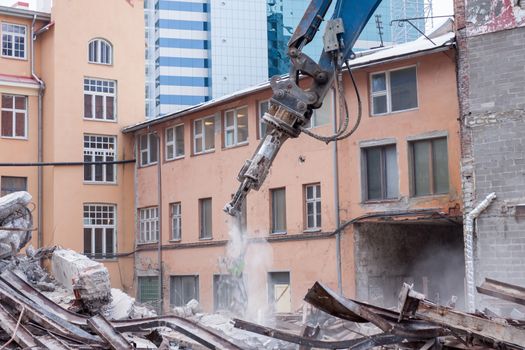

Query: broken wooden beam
[477,278,525,306]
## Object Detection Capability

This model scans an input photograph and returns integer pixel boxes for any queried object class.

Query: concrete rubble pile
[0,191,33,259]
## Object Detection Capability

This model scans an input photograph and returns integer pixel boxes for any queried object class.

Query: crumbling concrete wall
[354,222,465,309]
[456,0,525,312]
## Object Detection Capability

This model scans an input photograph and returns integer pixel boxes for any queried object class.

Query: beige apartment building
[0,0,144,290]
[124,24,465,313]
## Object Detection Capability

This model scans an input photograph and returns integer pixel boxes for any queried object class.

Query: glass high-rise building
[145,0,425,119]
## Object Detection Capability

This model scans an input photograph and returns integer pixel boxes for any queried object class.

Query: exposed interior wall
[354,222,465,309]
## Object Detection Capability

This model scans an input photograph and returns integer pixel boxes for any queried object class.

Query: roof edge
[0,5,51,20]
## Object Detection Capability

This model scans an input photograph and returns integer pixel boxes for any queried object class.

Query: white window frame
[258,100,271,139]
[193,116,214,154]
[170,202,181,241]
[83,78,117,121]
[165,124,184,160]
[88,38,113,65]
[224,106,248,147]
[83,134,117,183]
[370,65,418,116]
[140,133,158,167]
[139,206,159,243]
[83,204,117,259]
[1,22,26,59]
[1,94,27,139]
[306,89,334,129]
[305,184,321,230]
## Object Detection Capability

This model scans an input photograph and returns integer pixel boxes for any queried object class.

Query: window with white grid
[193,116,214,154]
[83,78,116,121]
[224,106,248,147]
[88,38,112,65]
[166,124,184,160]
[83,204,116,259]
[170,202,181,241]
[1,94,27,138]
[1,23,26,59]
[305,184,321,230]
[139,207,159,243]
[83,135,116,183]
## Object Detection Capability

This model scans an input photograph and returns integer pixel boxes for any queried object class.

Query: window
[258,100,273,139]
[362,145,399,200]
[1,176,26,196]
[193,116,215,154]
[410,138,449,196]
[224,107,248,147]
[371,66,417,115]
[88,38,112,65]
[305,184,321,230]
[1,95,27,138]
[170,202,181,241]
[140,133,158,166]
[199,198,212,239]
[166,124,184,160]
[83,135,116,183]
[268,272,291,313]
[1,23,26,59]
[83,204,116,259]
[138,276,160,310]
[213,274,237,312]
[305,90,333,128]
[84,78,116,121]
[139,207,159,243]
[271,188,286,233]
[170,275,199,307]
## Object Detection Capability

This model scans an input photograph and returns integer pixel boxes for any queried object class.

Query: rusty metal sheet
[88,314,132,350]
[0,303,37,349]
[304,282,445,339]
[112,316,244,350]
[232,318,404,349]
[399,284,525,348]
[477,278,525,306]
[0,279,103,345]
[1,270,88,325]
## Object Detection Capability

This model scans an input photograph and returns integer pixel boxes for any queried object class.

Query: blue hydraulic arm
[224,0,383,216]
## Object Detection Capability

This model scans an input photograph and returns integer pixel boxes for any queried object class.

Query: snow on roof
[125,21,455,133]
[348,20,455,69]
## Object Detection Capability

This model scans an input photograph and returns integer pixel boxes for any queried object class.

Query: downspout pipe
[331,89,342,295]
[156,133,163,314]
[464,192,496,313]
[31,15,47,248]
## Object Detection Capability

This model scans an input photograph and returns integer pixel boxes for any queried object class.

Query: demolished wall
[354,222,465,309]
[457,0,525,313]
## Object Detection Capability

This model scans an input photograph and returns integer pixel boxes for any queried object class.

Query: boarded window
[170,275,199,307]
[363,145,398,200]
[268,272,291,313]
[199,198,212,239]
[138,276,160,311]
[0,176,27,196]
[411,138,449,196]
[271,188,286,233]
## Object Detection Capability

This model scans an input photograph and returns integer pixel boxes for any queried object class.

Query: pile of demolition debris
[0,191,524,349]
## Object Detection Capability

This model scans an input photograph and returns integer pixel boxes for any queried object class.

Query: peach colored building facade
[0,1,144,291]
[125,31,465,312]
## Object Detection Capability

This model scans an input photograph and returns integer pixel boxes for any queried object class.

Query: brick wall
[459,24,525,312]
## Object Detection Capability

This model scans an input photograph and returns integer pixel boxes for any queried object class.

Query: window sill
[303,228,321,233]
[410,193,450,199]
[362,198,401,204]
[169,239,181,243]
[139,162,158,169]
[223,142,249,150]
[84,181,118,186]
[192,149,215,157]
[88,62,113,66]
[0,136,28,140]
[371,107,419,117]
[92,257,118,262]
[83,117,118,123]
[270,231,287,235]
[1,55,27,61]
[199,237,213,241]
[165,155,184,163]
[137,241,159,246]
